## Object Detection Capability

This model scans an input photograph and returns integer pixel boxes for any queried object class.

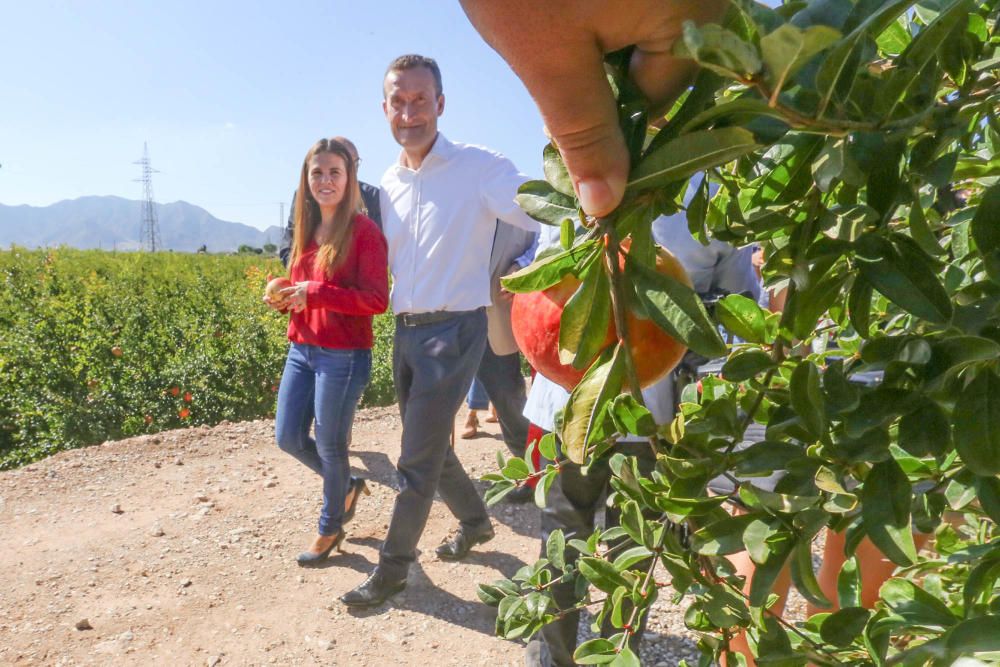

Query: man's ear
[436,94,445,117]
[382,98,389,117]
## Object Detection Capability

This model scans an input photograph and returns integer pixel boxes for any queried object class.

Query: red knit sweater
[287,214,388,349]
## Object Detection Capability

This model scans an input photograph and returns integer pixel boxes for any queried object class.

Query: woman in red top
[268,138,388,565]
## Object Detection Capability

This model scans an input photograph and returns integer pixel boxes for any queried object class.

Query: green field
[0,248,396,469]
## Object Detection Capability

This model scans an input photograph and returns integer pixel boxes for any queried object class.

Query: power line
[133,142,161,252]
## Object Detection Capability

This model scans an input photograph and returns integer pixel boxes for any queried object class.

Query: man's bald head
[331,136,359,163]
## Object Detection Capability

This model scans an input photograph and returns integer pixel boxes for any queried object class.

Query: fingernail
[576,178,621,217]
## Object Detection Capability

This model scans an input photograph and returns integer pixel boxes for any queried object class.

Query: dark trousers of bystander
[379,308,492,579]
[526,438,657,667]
[474,345,530,459]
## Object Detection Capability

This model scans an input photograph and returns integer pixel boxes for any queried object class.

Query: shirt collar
[393,133,455,173]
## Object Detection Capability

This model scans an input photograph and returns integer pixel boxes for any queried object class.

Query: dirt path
[0,406,716,666]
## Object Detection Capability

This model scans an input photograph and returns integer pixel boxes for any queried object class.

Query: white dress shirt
[523,207,760,436]
[380,133,540,315]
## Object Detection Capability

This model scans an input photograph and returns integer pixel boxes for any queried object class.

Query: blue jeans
[466,376,490,410]
[275,343,371,536]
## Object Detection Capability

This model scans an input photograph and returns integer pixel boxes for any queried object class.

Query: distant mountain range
[0,196,284,253]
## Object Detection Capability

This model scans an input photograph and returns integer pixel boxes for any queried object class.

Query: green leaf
[815,0,917,116]
[790,360,827,440]
[722,350,776,382]
[970,183,1000,255]
[716,294,769,344]
[686,174,710,241]
[559,264,611,368]
[974,476,1000,525]
[734,441,807,476]
[880,578,958,630]
[791,537,832,609]
[820,607,871,646]
[608,394,656,437]
[574,638,618,665]
[847,277,873,335]
[822,360,860,414]
[626,256,727,358]
[689,513,757,556]
[543,143,575,197]
[861,460,917,566]
[608,646,641,667]
[502,457,530,480]
[546,529,566,572]
[578,557,631,594]
[812,138,851,193]
[880,0,972,120]
[907,196,944,257]
[897,400,949,457]
[535,466,558,508]
[854,233,952,323]
[792,265,849,341]
[945,616,1000,653]
[962,554,1000,611]
[560,218,575,251]
[749,538,794,607]
[675,21,764,79]
[681,97,788,133]
[627,128,760,192]
[502,240,598,293]
[952,369,1000,476]
[515,179,577,225]
[838,556,862,608]
[751,135,825,207]
[561,346,625,464]
[537,432,557,461]
[760,23,841,93]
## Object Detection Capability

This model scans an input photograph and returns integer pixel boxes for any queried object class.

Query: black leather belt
[396,309,479,327]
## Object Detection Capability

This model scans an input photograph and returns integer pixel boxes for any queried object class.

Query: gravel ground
[0,406,808,666]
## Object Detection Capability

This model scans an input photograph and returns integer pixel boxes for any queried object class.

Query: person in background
[523,199,760,666]
[460,376,491,439]
[340,54,539,608]
[460,220,537,504]
[266,138,388,565]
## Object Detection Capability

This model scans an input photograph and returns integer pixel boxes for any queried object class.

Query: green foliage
[483,1,1000,664]
[0,248,395,468]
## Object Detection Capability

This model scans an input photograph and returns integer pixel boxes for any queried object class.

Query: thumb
[526,51,630,217]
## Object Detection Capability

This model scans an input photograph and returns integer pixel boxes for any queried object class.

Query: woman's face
[307,152,349,210]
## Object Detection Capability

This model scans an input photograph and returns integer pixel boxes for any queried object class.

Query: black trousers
[379,309,491,579]
[527,439,656,667]
[475,344,530,458]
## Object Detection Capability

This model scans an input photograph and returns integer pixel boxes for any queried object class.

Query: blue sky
[0,1,547,231]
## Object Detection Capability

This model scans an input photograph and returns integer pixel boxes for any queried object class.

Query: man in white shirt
[341,54,539,607]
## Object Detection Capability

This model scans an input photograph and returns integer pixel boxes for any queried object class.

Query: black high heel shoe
[343,477,370,525]
[296,531,346,566]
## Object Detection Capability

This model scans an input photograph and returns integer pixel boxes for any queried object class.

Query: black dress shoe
[340,568,407,607]
[505,484,534,504]
[435,522,496,560]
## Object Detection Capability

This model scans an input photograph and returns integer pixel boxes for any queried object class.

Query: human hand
[280,282,309,313]
[460,0,726,217]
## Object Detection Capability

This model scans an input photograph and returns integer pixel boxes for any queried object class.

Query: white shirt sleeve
[480,154,541,233]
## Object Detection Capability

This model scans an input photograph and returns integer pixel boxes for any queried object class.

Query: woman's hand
[281,282,310,313]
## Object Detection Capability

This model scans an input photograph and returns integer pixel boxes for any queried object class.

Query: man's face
[382,66,444,154]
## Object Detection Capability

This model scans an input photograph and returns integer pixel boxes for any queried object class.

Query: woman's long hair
[289,138,361,276]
